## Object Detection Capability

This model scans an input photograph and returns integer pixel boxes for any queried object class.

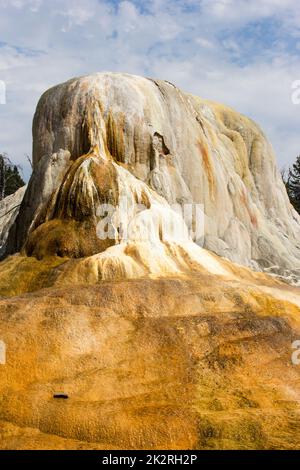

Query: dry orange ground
[1,257,300,449]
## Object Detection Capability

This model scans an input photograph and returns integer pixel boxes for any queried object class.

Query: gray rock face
[0,186,26,259]
[6,150,71,255]
[4,72,300,278]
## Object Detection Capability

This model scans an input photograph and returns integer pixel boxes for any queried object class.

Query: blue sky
[1,0,300,180]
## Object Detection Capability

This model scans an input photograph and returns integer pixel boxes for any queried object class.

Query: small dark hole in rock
[53,393,69,399]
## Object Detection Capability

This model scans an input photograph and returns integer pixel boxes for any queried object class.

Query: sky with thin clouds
[1,0,300,180]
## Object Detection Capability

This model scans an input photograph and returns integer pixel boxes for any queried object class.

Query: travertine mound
[5,72,300,278]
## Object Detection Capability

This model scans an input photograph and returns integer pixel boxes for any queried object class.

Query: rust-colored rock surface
[1,274,300,449]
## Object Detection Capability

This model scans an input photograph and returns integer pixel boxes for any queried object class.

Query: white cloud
[57,0,96,31]
[1,0,42,10]
[195,37,215,49]
[0,0,300,180]
[0,44,35,70]
[201,0,298,25]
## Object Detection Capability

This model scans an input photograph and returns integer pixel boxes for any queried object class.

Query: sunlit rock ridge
[1,73,300,450]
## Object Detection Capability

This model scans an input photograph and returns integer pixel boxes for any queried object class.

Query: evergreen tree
[0,154,25,200]
[282,156,300,214]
